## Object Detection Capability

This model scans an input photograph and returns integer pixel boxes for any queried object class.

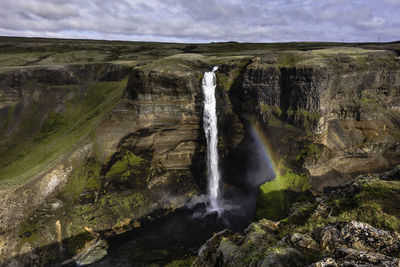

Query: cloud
[0,0,397,42]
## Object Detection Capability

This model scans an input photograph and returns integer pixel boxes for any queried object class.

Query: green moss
[165,256,196,267]
[100,191,147,215]
[336,202,399,230]
[215,60,248,92]
[360,98,373,104]
[257,160,311,220]
[261,104,282,117]
[287,109,321,130]
[216,73,234,91]
[0,78,128,186]
[72,190,148,230]
[288,179,400,234]
[69,204,100,229]
[168,170,190,184]
[36,112,64,140]
[1,102,16,133]
[267,115,297,132]
[17,219,41,250]
[295,143,321,163]
[106,151,148,183]
[62,158,101,202]
[277,53,305,67]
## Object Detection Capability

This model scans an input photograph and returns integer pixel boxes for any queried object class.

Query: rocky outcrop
[312,221,400,256]
[0,62,209,265]
[331,248,400,267]
[232,50,400,191]
[0,63,134,264]
[194,170,400,267]
[194,216,400,267]
[2,40,400,266]
[97,67,204,172]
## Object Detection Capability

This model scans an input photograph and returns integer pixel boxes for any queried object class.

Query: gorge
[0,37,400,266]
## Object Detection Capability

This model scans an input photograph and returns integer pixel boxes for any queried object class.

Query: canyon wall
[233,50,400,192]
[1,45,400,264]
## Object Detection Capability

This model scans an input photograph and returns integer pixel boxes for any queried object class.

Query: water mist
[202,66,222,213]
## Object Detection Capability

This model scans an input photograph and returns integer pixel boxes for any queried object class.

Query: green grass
[165,257,196,267]
[285,179,400,234]
[0,79,128,186]
[100,191,148,219]
[257,160,311,220]
[62,158,101,202]
[106,151,148,183]
[0,102,16,133]
[360,97,373,104]
[1,36,398,67]
[295,143,321,163]
[260,105,282,117]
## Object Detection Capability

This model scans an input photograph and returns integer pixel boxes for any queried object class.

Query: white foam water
[202,66,222,213]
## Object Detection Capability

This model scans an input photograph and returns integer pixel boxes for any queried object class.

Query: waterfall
[202,66,221,212]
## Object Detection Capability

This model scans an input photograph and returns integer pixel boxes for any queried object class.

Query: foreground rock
[312,221,400,256]
[194,173,400,267]
[72,238,109,266]
[1,38,400,265]
[194,220,400,267]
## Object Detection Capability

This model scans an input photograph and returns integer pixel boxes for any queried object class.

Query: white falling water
[202,66,221,212]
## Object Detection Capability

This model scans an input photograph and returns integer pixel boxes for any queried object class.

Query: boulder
[259,246,308,267]
[334,248,400,267]
[308,258,338,267]
[312,221,400,256]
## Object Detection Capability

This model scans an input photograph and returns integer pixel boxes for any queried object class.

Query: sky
[0,0,399,43]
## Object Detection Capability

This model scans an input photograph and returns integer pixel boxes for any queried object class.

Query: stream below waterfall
[83,68,273,266]
[90,202,253,266]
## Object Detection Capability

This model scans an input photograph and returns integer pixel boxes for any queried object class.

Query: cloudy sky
[0,0,399,43]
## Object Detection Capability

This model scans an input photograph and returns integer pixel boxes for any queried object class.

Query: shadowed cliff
[1,37,400,265]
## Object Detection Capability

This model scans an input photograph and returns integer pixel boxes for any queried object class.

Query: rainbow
[248,119,279,177]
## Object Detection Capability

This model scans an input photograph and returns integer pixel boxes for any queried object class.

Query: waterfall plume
[202,66,222,213]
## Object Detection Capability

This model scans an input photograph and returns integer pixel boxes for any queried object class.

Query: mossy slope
[0,69,128,186]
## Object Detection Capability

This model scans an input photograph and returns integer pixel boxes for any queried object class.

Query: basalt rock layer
[233,49,400,192]
[0,37,400,265]
[0,63,206,265]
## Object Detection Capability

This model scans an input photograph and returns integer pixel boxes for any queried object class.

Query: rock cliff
[0,37,400,265]
[235,49,400,190]
[194,170,400,266]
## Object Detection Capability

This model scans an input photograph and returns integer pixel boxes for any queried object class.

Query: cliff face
[233,49,400,192]
[0,63,208,264]
[1,38,400,265]
[99,68,204,172]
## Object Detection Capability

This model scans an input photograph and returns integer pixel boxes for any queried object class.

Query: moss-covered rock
[257,160,312,220]
[194,170,400,267]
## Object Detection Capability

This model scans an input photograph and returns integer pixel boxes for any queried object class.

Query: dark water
[90,196,255,266]
[90,123,275,266]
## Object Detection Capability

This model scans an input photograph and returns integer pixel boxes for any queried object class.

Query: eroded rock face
[232,52,400,191]
[98,68,204,173]
[0,64,209,266]
[2,46,400,265]
[312,221,400,256]
[194,220,400,267]
[333,248,400,267]
[0,63,131,264]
